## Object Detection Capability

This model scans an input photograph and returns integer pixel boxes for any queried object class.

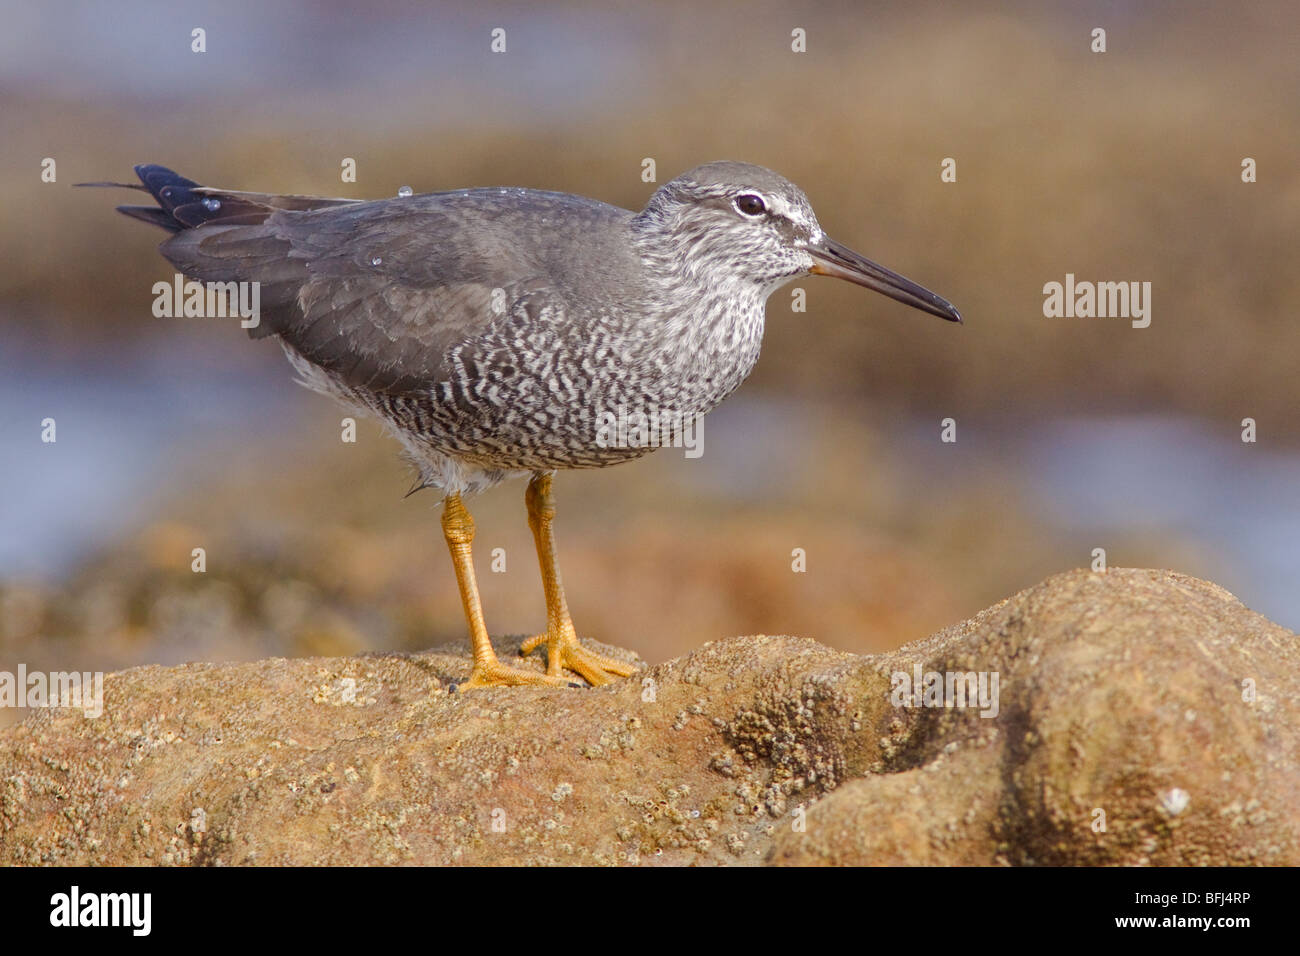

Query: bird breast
[629,288,768,418]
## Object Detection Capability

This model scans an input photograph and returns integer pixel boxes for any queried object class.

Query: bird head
[634,161,960,323]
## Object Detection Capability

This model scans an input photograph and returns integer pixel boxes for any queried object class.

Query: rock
[769,568,1300,866]
[1,568,1296,865]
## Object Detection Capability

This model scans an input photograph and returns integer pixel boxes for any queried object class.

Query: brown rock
[1,569,1295,865]
[769,568,1300,865]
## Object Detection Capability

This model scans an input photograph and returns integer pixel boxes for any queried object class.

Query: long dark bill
[809,237,962,323]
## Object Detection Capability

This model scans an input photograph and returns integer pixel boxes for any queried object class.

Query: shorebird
[85,162,960,689]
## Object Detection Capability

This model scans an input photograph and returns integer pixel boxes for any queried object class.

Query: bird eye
[734,194,766,217]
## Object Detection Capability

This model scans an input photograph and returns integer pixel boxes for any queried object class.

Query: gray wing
[158,190,633,394]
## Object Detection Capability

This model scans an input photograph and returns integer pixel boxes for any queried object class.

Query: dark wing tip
[73,180,144,190]
[134,164,200,195]
[77,164,210,232]
[115,204,184,232]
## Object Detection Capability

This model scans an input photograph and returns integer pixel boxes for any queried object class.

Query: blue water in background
[1021,418,1300,627]
[0,331,302,576]
[1,332,1297,630]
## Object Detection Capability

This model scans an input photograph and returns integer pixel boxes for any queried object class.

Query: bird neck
[628,213,769,411]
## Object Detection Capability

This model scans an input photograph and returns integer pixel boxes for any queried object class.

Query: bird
[82,161,961,690]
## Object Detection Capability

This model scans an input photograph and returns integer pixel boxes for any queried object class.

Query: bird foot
[519,630,638,687]
[455,656,576,691]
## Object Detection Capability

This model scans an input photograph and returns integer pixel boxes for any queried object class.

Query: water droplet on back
[397,185,413,198]
[371,256,382,266]
[202,197,221,211]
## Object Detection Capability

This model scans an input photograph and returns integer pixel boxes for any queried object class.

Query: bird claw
[519,631,638,687]
[456,658,573,690]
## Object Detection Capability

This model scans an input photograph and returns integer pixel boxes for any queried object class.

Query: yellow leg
[441,492,570,690]
[519,473,638,686]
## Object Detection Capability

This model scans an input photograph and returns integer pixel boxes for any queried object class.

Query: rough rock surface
[1,568,1296,865]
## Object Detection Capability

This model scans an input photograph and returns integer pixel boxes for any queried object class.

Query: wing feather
[157,190,634,394]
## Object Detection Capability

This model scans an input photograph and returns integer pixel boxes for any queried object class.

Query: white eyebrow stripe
[766,194,793,218]
[765,194,813,228]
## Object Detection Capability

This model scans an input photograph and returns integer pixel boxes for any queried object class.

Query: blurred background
[2,0,1297,716]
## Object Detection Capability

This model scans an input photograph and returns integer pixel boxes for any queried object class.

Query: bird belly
[279,306,759,484]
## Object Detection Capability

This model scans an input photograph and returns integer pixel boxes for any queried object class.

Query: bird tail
[76,164,359,232]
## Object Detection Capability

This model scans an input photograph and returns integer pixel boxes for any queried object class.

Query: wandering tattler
[85,161,961,689]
